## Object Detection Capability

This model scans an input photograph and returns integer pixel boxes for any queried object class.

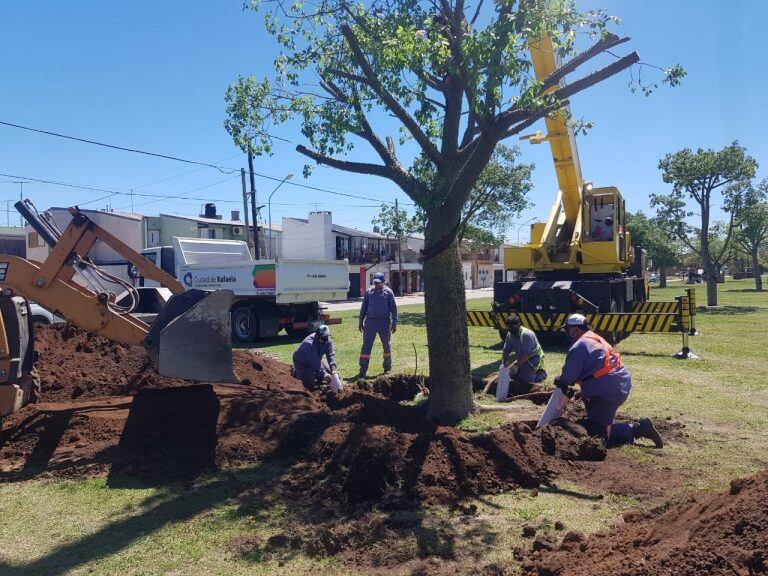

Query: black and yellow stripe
[632,301,678,314]
[467,310,681,333]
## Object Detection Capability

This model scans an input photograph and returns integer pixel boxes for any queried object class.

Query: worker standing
[553,314,663,448]
[500,314,546,395]
[292,325,338,391]
[357,272,398,378]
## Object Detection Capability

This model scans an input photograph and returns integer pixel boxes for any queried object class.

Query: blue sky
[0,0,764,241]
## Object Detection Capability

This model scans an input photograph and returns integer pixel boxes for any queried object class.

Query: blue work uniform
[292,333,337,390]
[558,330,634,444]
[502,327,544,384]
[358,285,398,373]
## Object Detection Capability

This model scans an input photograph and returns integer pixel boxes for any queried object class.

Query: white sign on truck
[139,237,349,342]
[172,237,348,303]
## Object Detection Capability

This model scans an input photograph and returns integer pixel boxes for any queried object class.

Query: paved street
[321,286,493,312]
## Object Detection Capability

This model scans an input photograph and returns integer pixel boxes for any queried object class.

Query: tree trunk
[753,249,763,292]
[422,231,474,424]
[705,264,718,306]
[659,265,667,288]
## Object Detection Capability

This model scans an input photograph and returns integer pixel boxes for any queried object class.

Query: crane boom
[528,36,583,227]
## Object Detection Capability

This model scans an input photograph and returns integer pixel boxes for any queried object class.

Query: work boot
[633,418,663,448]
[356,371,368,380]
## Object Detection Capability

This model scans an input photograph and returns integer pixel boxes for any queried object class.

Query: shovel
[144,289,237,383]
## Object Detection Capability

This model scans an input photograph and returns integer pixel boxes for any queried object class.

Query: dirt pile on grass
[33,323,294,400]
[3,325,608,502]
[522,471,768,576]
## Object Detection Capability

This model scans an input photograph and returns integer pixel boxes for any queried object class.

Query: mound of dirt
[4,325,606,504]
[33,324,296,400]
[522,471,768,576]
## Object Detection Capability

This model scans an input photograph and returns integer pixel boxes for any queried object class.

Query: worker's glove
[554,377,575,399]
[391,324,397,334]
[322,372,332,385]
[358,321,364,333]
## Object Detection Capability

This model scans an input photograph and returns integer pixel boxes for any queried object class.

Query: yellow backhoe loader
[0,200,236,424]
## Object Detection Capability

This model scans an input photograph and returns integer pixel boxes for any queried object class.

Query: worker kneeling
[498,314,546,400]
[291,325,342,392]
[553,314,663,448]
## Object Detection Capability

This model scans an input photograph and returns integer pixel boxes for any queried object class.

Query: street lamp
[267,173,294,259]
[517,217,536,244]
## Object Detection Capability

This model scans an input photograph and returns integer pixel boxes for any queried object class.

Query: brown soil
[0,324,700,574]
[2,325,614,500]
[522,471,768,576]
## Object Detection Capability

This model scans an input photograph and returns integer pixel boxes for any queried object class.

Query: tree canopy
[625,210,680,286]
[373,144,533,246]
[225,0,683,422]
[652,142,758,305]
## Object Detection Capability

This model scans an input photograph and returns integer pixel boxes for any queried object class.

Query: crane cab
[579,185,632,273]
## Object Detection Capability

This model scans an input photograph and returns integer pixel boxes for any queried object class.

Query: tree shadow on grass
[697,305,758,315]
[397,312,427,327]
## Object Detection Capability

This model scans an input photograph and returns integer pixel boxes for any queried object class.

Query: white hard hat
[560,313,588,329]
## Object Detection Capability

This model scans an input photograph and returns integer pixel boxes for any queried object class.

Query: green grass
[1,279,766,575]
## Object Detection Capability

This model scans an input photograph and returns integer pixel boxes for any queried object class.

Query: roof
[160,213,244,227]
[50,207,145,221]
[284,217,390,239]
[0,226,26,237]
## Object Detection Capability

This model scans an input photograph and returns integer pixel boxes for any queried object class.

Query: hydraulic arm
[0,201,237,382]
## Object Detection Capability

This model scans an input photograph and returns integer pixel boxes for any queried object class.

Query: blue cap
[373,273,385,283]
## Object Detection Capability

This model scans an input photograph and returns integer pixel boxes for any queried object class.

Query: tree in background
[226,0,682,423]
[625,211,680,288]
[652,142,758,306]
[733,180,768,292]
[374,144,533,246]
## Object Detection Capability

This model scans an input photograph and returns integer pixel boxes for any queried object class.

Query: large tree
[734,180,768,292]
[652,142,758,306]
[226,0,681,422]
[625,211,680,288]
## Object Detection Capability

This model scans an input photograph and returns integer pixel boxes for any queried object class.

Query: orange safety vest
[581,332,624,381]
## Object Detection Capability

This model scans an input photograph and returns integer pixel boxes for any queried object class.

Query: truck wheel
[231,306,258,343]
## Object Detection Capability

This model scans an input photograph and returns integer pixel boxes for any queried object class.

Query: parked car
[649,272,661,283]
[29,302,64,328]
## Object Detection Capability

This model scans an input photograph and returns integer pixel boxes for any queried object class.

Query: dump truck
[0,200,237,426]
[136,237,349,343]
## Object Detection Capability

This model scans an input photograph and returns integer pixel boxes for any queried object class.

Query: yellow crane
[491,36,646,343]
[467,37,700,352]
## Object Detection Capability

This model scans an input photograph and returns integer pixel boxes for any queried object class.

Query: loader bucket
[144,289,237,383]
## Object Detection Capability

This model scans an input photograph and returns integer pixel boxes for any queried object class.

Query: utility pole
[12,181,25,226]
[240,168,253,255]
[248,151,261,259]
[396,198,404,296]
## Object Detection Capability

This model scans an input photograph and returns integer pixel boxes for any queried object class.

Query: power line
[0,119,240,174]
[0,171,242,205]
[252,170,414,206]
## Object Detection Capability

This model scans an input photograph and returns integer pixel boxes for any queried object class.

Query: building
[0,226,26,258]
[461,243,510,288]
[281,211,423,297]
[146,205,247,247]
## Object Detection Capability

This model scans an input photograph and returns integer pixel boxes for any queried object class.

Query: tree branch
[297,144,393,178]
[541,33,631,92]
[340,24,443,168]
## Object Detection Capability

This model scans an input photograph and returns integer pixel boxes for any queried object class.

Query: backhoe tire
[231,305,258,343]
